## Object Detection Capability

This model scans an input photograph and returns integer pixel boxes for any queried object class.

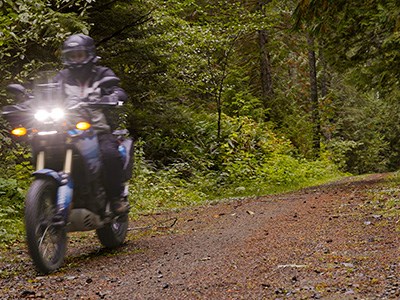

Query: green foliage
[323,139,361,171]
[129,139,207,215]
[319,76,393,174]
[0,0,91,105]
[217,116,292,181]
[214,115,341,191]
[0,125,31,245]
[365,172,400,231]
[295,0,400,94]
[0,178,25,245]
[0,120,33,181]
[128,114,343,215]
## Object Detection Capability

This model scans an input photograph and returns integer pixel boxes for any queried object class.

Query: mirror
[6,84,27,102]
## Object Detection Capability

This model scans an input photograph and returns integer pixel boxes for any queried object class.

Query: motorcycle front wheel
[25,178,67,274]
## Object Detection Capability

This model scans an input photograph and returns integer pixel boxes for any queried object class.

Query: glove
[100,94,119,105]
[86,92,118,106]
[87,92,101,103]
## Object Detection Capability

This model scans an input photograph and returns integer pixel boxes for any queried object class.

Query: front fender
[33,169,63,185]
[33,169,74,217]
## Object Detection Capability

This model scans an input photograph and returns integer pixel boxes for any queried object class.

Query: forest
[1,0,400,243]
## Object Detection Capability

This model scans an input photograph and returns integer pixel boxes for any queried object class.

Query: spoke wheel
[25,178,67,274]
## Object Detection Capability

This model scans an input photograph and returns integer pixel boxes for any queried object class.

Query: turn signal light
[11,127,27,136]
[76,122,91,130]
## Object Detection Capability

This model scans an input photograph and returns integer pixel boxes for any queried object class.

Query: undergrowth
[366,172,400,231]
[128,140,345,216]
[128,115,346,216]
[0,178,25,246]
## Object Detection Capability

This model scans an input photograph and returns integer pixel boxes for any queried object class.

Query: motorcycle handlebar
[1,104,30,115]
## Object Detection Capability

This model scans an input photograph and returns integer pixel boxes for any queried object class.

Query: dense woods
[1,0,399,241]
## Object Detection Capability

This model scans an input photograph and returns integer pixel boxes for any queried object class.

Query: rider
[54,33,128,215]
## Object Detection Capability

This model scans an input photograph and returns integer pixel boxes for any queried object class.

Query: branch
[96,10,153,47]
[95,0,119,11]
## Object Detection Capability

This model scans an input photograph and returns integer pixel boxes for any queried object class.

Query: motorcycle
[2,75,133,274]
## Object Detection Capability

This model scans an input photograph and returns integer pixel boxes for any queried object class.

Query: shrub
[0,178,25,245]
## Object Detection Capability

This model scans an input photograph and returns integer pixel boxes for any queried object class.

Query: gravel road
[0,173,399,299]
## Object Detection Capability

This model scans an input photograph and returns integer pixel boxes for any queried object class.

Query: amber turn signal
[76,122,91,130]
[11,127,27,136]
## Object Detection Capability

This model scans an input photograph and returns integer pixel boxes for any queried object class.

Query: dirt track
[0,174,399,299]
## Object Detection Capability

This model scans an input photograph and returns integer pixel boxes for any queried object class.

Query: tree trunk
[319,42,328,98]
[307,33,321,157]
[258,29,274,106]
[257,1,274,116]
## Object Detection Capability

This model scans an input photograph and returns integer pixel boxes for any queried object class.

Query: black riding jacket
[54,66,127,133]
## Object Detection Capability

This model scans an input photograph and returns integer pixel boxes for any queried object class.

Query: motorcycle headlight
[34,108,65,122]
[34,109,50,122]
[51,108,65,121]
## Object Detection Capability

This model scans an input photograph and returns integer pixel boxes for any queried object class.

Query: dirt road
[0,174,399,299]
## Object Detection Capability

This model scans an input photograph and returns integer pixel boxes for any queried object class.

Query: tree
[0,0,92,105]
[257,0,274,113]
[293,0,400,94]
[293,0,400,171]
[307,33,321,156]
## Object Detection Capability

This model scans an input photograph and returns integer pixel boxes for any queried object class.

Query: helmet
[61,34,98,70]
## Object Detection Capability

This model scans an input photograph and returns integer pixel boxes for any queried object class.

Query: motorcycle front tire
[25,178,67,274]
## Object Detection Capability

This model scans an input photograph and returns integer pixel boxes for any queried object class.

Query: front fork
[56,149,74,219]
[34,149,74,221]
